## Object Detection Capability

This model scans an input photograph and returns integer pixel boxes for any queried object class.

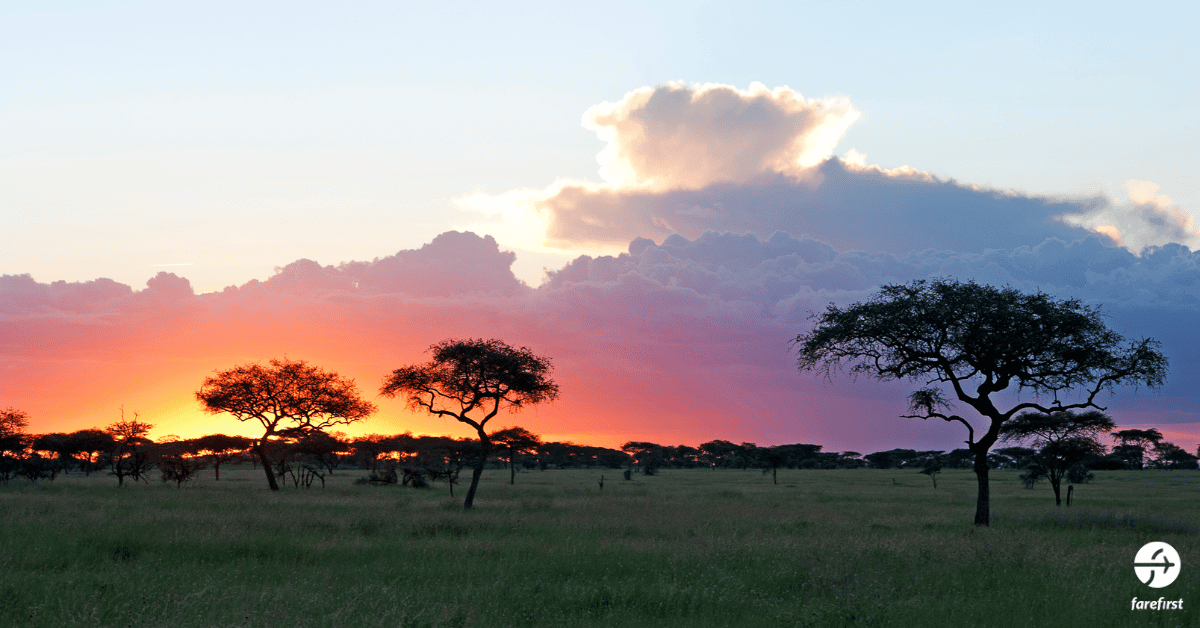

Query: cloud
[3,230,1197,453]
[458,82,1121,256]
[1058,180,1200,253]
[583,81,858,190]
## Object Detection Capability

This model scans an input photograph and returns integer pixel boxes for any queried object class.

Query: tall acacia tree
[196,358,376,490]
[380,339,559,509]
[793,278,1167,526]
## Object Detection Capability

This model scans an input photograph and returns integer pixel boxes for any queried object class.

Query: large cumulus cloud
[3,230,1197,452]
[460,82,1197,260]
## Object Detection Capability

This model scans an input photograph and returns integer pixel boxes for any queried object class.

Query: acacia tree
[106,409,155,486]
[793,278,1167,526]
[999,410,1114,505]
[491,426,542,484]
[190,433,252,481]
[380,339,559,509]
[195,358,376,491]
[1112,428,1163,469]
[0,408,30,484]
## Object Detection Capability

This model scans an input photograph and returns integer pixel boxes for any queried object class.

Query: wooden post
[1066,484,1073,506]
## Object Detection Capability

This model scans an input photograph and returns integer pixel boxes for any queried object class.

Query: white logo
[1135,542,1181,588]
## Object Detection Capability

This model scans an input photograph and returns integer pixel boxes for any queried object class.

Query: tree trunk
[1051,478,1062,506]
[510,446,516,485]
[464,435,492,509]
[973,449,990,526]
[255,443,280,491]
[464,455,485,509]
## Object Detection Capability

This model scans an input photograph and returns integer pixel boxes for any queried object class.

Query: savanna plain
[1,468,1196,628]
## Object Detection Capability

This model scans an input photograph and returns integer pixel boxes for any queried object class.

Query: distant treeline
[1,416,1195,488]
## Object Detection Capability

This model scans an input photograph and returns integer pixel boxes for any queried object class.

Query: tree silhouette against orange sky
[381,339,559,509]
[196,358,376,491]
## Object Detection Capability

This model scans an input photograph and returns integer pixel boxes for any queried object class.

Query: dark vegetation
[793,278,1168,525]
[1,409,1193,493]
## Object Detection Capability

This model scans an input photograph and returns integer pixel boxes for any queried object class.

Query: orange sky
[4,231,1198,455]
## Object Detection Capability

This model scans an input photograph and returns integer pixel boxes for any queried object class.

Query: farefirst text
[1131,597,1184,611]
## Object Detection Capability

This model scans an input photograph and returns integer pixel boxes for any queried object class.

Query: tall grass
[0,468,1196,627]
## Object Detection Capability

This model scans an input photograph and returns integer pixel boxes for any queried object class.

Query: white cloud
[1057,180,1200,254]
[459,82,1105,258]
[582,81,859,190]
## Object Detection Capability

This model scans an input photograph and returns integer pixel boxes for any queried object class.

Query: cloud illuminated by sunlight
[583,81,859,190]
[457,82,864,256]
[1058,180,1200,253]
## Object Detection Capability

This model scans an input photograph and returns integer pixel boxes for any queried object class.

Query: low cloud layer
[3,230,1197,452]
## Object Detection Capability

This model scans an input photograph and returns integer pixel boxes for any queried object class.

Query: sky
[2,1,1199,454]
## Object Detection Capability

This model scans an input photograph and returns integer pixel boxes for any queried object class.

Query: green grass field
[1,467,1197,627]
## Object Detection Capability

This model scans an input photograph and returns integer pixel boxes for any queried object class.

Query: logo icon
[1135,542,1181,588]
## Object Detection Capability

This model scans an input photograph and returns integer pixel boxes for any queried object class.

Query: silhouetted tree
[190,433,252,480]
[491,426,541,484]
[196,358,376,491]
[66,429,114,475]
[1000,410,1114,505]
[699,439,739,468]
[991,446,1036,470]
[794,278,1167,525]
[157,439,206,487]
[105,409,155,486]
[920,460,941,488]
[1150,441,1199,469]
[30,433,77,474]
[621,441,665,475]
[294,430,348,475]
[381,339,559,509]
[1112,428,1164,469]
[0,408,30,484]
[761,447,785,484]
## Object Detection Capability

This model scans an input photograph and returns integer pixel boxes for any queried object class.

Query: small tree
[491,426,542,485]
[380,339,559,509]
[620,441,665,475]
[1112,428,1163,469]
[293,431,348,476]
[105,409,155,486]
[920,459,942,489]
[157,439,207,488]
[66,429,115,475]
[190,433,252,481]
[196,358,376,491]
[1150,441,1199,469]
[794,278,1167,525]
[0,408,30,484]
[1000,410,1114,505]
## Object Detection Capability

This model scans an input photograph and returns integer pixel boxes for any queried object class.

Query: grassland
[0,466,1197,627]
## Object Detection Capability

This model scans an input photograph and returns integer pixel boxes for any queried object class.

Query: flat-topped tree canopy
[793,278,1167,525]
[196,358,376,436]
[195,357,375,490]
[381,338,559,434]
[380,338,559,509]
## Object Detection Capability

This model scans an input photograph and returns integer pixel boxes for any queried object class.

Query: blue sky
[4,0,1198,291]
